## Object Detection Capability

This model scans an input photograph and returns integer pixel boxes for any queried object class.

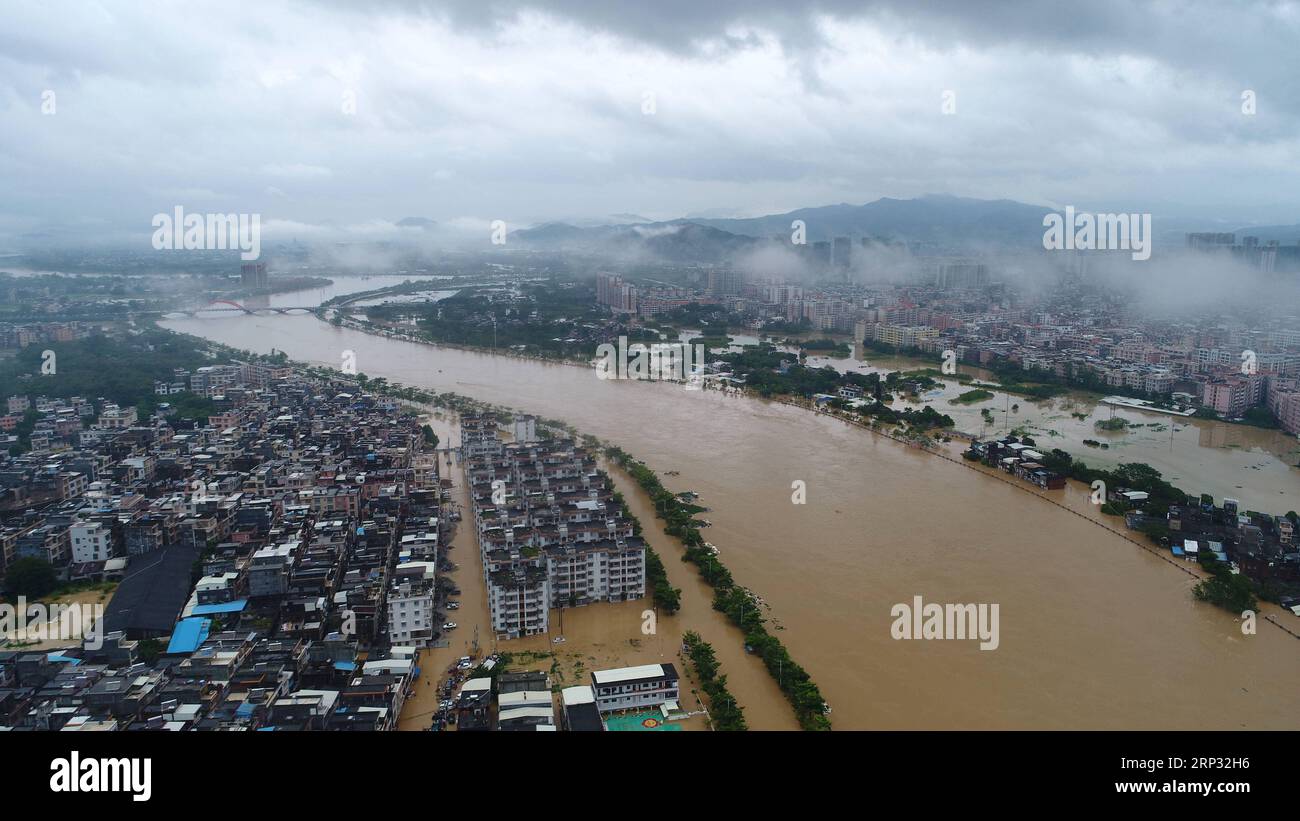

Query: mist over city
[1,0,1298,799]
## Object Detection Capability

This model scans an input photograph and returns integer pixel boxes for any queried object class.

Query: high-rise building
[760,283,803,305]
[240,262,268,290]
[934,260,989,289]
[595,272,637,314]
[832,237,851,270]
[1186,233,1235,250]
[706,269,743,296]
[812,241,831,268]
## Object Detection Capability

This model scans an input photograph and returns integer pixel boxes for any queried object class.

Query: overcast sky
[2,0,1298,247]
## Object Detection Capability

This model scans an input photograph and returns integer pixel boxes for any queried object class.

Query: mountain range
[515,195,1060,260]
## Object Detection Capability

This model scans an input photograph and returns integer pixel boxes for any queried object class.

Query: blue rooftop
[166,617,212,654]
[191,599,249,616]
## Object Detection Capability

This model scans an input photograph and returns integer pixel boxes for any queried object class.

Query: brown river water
[161,282,1300,729]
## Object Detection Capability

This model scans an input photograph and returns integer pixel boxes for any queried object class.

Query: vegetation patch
[682,631,747,731]
[606,446,831,730]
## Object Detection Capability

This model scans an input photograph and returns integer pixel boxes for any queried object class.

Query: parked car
[446,602,460,610]
[443,622,458,630]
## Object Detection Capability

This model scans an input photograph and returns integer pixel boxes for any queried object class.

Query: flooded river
[162,277,1300,729]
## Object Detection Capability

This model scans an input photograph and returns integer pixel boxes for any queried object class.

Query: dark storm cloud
[0,0,1297,248]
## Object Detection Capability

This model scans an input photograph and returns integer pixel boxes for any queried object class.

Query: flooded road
[163,284,1300,729]
[397,411,796,730]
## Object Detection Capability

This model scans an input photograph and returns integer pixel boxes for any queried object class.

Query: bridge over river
[161,299,355,317]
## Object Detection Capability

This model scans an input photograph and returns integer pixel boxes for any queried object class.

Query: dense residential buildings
[964,435,1300,586]
[461,415,646,640]
[0,365,442,730]
[595,271,638,315]
[0,321,96,351]
[580,232,1300,437]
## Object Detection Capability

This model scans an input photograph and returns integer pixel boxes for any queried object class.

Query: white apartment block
[487,564,551,638]
[590,664,680,714]
[70,522,113,563]
[387,561,438,646]
[467,416,647,641]
[546,540,645,606]
[388,581,436,646]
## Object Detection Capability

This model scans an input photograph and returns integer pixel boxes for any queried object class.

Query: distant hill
[395,217,437,230]
[516,221,759,262]
[688,194,1055,248]
[515,222,592,243]
[1229,223,1300,244]
[517,195,1060,259]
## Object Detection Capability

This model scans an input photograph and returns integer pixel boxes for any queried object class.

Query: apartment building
[870,323,940,348]
[70,521,114,563]
[123,512,175,556]
[589,663,680,714]
[546,535,646,605]
[16,524,71,564]
[386,562,437,647]
[595,272,638,314]
[1267,377,1300,434]
[486,562,551,638]
[1202,375,1264,417]
[97,404,138,429]
[249,542,297,597]
[464,416,646,640]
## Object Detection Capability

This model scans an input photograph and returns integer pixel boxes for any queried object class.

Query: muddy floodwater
[164,281,1300,729]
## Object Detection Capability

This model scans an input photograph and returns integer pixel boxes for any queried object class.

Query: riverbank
[395,407,800,730]
[337,312,1300,504]
[173,316,1299,635]
[777,394,1300,641]
[160,308,1300,729]
[231,313,1300,642]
